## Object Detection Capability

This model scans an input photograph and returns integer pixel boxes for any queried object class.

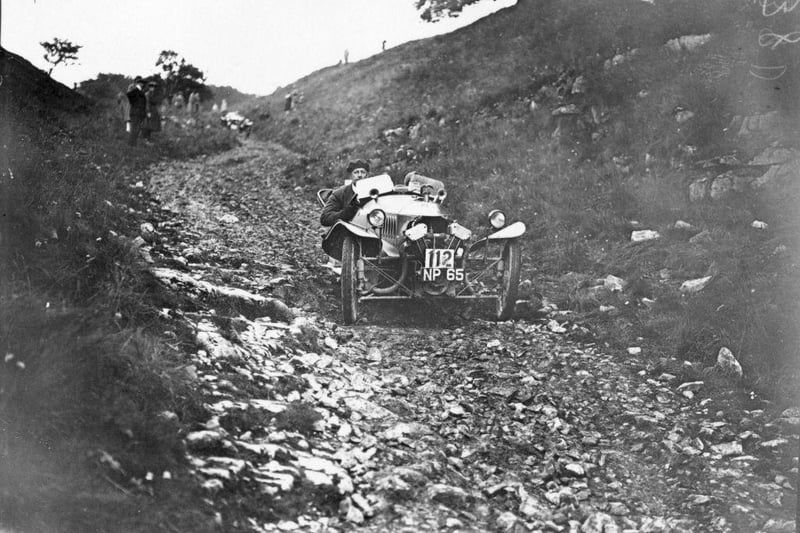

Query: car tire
[496,239,521,320]
[341,235,360,324]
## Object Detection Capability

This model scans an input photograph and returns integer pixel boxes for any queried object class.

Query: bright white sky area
[2,0,516,95]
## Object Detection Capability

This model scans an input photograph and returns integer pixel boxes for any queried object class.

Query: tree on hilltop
[156,50,212,101]
[40,38,82,75]
[415,0,492,21]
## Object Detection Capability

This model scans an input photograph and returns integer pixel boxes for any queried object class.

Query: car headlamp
[437,189,447,203]
[488,209,506,229]
[367,209,386,228]
[404,223,428,241]
[448,222,472,241]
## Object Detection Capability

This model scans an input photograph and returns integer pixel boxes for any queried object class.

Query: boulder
[717,347,743,378]
[581,512,620,533]
[778,407,800,429]
[675,109,696,123]
[218,213,239,224]
[181,246,204,262]
[496,512,522,531]
[185,429,227,451]
[677,381,704,392]
[680,276,712,293]
[427,484,469,508]
[689,230,712,245]
[711,441,743,456]
[631,230,660,242]
[603,275,626,292]
[709,174,734,199]
[518,493,550,519]
[689,178,710,202]
[665,34,712,52]
[140,222,157,242]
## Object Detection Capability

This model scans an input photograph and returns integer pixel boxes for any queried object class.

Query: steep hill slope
[244,0,800,398]
[1,46,244,533]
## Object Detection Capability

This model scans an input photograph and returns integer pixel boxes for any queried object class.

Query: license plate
[424,249,455,269]
[423,249,463,281]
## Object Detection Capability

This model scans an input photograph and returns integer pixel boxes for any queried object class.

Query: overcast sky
[2,0,515,95]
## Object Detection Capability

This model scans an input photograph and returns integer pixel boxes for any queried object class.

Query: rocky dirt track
[136,140,796,532]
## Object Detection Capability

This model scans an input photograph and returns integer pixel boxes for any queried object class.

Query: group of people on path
[170,91,202,114]
[125,76,161,146]
[125,77,204,146]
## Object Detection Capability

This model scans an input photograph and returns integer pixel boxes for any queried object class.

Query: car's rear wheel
[341,235,360,324]
[496,240,521,320]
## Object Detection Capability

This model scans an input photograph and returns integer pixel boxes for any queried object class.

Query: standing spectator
[126,76,147,146]
[344,49,349,64]
[188,91,201,114]
[159,97,170,131]
[220,99,228,112]
[382,40,386,52]
[116,90,130,122]
[142,81,161,142]
[172,92,185,111]
[284,92,293,112]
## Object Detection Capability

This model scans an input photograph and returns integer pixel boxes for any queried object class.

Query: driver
[320,159,370,226]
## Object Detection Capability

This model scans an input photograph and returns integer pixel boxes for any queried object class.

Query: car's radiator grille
[383,214,398,244]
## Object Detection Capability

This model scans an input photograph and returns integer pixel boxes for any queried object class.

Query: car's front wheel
[341,235,360,324]
[496,239,521,320]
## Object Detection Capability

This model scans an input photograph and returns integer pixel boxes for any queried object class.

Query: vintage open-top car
[318,172,525,324]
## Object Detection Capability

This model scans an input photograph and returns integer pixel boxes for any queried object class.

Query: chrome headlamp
[488,209,506,229]
[448,222,472,241]
[404,223,428,241]
[367,209,386,228]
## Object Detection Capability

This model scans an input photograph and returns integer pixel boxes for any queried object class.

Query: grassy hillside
[247,0,799,400]
[0,47,239,532]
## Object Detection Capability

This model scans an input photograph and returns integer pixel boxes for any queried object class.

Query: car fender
[468,221,526,252]
[487,221,526,240]
[322,220,382,261]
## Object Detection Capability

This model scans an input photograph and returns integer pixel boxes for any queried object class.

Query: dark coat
[320,184,359,227]
[126,85,147,120]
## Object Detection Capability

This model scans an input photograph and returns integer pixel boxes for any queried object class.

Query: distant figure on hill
[382,40,386,52]
[221,99,228,112]
[188,91,200,114]
[116,90,130,121]
[284,92,293,112]
[125,76,147,146]
[159,98,170,130]
[172,92,185,111]
[142,81,161,142]
[344,49,349,64]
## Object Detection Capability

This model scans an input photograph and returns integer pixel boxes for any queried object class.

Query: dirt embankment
[129,139,797,532]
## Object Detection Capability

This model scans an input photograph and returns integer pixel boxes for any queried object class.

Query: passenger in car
[320,159,371,226]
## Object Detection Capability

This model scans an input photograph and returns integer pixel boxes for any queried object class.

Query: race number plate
[423,249,464,281]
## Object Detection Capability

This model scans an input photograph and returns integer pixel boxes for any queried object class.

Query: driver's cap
[346,159,370,173]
